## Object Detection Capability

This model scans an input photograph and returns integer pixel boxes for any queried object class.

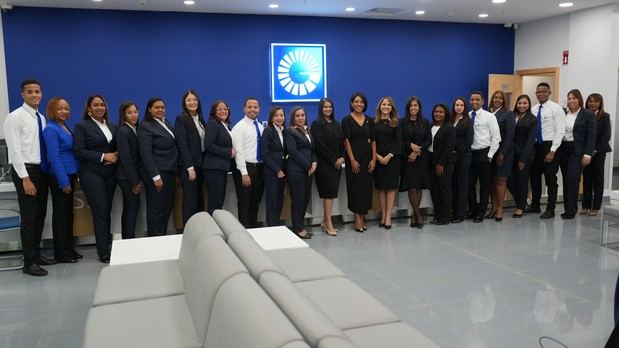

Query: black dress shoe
[38,255,57,265]
[451,218,464,223]
[560,212,575,220]
[473,216,484,223]
[354,228,364,233]
[495,216,503,222]
[512,213,524,218]
[56,257,78,263]
[417,223,424,229]
[466,212,476,220]
[525,205,541,213]
[72,253,84,259]
[99,256,111,264]
[540,211,555,219]
[435,220,449,225]
[379,223,385,228]
[384,224,392,229]
[23,264,47,276]
[485,211,496,219]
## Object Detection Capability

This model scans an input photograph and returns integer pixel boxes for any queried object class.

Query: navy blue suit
[452,116,473,220]
[507,112,537,210]
[430,124,456,224]
[583,112,612,210]
[116,124,144,239]
[261,126,286,226]
[138,118,178,236]
[73,118,117,258]
[175,113,206,225]
[284,127,316,233]
[203,119,234,214]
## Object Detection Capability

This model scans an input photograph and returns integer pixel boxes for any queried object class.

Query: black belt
[245,162,264,167]
[24,163,41,168]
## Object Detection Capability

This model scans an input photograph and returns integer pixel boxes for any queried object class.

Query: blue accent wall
[2,7,514,126]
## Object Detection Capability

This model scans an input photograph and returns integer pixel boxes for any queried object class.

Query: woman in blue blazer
[285,107,317,239]
[203,100,235,214]
[116,101,144,239]
[261,106,287,226]
[138,97,178,236]
[44,97,80,263]
[74,95,117,263]
[174,90,206,226]
[581,93,612,216]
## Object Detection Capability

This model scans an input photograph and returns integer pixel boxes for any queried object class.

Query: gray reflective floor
[1,205,617,348]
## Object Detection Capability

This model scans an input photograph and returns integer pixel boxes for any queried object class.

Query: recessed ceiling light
[92,0,103,2]
[492,0,507,3]
[478,13,489,18]
[184,0,195,5]
[345,7,356,12]
[559,2,574,7]
[415,10,425,15]
[269,3,279,9]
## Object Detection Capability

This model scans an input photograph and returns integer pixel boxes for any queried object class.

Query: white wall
[0,13,9,138]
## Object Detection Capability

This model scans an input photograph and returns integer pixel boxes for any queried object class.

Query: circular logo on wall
[277,50,321,96]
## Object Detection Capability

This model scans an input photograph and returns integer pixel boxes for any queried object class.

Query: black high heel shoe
[296,231,311,239]
[485,211,497,219]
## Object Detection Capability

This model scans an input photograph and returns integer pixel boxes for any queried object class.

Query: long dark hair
[143,97,165,122]
[208,100,231,124]
[586,93,605,121]
[83,95,109,121]
[118,101,139,126]
[404,96,423,121]
[512,94,532,115]
[567,89,584,112]
[318,97,335,121]
[268,106,285,127]
[289,106,308,130]
[432,104,451,126]
[181,89,203,117]
[349,92,368,113]
[489,90,507,113]
[451,97,469,127]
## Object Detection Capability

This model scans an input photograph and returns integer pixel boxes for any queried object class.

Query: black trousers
[264,173,285,226]
[204,169,228,214]
[582,152,606,210]
[11,165,48,266]
[431,163,454,223]
[80,170,116,257]
[530,141,560,211]
[468,148,491,217]
[144,171,176,236]
[232,164,264,228]
[117,180,140,239]
[48,173,76,259]
[287,170,312,232]
[178,167,204,226]
[559,142,584,215]
[507,157,532,210]
[451,155,471,219]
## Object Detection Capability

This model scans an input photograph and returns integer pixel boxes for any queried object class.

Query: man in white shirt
[527,82,565,219]
[4,80,53,276]
[231,97,264,228]
[467,91,501,222]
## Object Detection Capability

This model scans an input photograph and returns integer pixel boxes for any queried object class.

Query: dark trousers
[264,173,285,226]
[287,170,312,232]
[507,157,532,210]
[178,167,204,226]
[11,165,48,266]
[48,173,76,259]
[582,152,606,210]
[204,169,228,214]
[468,148,491,217]
[559,142,584,215]
[144,171,176,236]
[232,164,264,228]
[530,141,560,211]
[80,170,116,257]
[117,180,140,239]
[451,156,471,219]
[431,163,454,223]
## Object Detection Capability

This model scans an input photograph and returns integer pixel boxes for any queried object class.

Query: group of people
[4,79,611,277]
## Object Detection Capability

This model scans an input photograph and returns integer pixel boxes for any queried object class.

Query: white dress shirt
[275,125,284,146]
[470,108,501,159]
[429,125,440,153]
[91,117,113,143]
[231,115,264,176]
[154,117,175,138]
[563,108,579,142]
[3,103,46,178]
[192,115,205,152]
[125,122,137,135]
[532,100,565,152]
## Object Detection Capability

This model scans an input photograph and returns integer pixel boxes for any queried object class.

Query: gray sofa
[83,211,440,348]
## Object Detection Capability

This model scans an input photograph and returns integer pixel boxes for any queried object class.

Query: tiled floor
[1,204,618,348]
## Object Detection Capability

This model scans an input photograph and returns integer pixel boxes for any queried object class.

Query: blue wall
[2,7,514,127]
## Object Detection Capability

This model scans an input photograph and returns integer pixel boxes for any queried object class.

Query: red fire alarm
[562,50,569,65]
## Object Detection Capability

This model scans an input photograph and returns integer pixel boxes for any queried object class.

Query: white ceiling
[2,0,618,24]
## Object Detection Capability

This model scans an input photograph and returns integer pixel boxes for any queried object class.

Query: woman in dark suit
[373,96,402,229]
[581,93,611,216]
[450,97,473,223]
[507,94,537,218]
[559,89,596,219]
[174,90,206,226]
[138,97,178,235]
[488,90,515,221]
[311,98,344,236]
[116,101,144,239]
[428,104,456,225]
[203,100,235,214]
[261,106,286,226]
[74,95,117,263]
[400,96,431,228]
[43,97,80,263]
[285,106,317,239]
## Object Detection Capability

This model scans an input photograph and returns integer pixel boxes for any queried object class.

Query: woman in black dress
[342,92,376,232]
[373,96,402,229]
[488,90,515,221]
[429,104,456,225]
[400,96,431,228]
[450,97,473,223]
[311,98,344,236]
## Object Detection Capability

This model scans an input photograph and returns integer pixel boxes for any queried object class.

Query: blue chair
[0,207,23,271]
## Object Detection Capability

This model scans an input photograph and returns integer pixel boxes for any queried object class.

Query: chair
[0,207,22,271]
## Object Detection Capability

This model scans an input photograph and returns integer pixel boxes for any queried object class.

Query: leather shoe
[384,224,392,229]
[451,218,464,223]
[72,251,84,259]
[23,264,48,276]
[525,205,541,213]
[540,211,555,219]
[99,256,111,264]
[561,213,575,220]
[512,213,524,218]
[56,257,78,263]
[435,220,449,225]
[466,212,476,220]
[473,216,484,223]
[38,255,57,265]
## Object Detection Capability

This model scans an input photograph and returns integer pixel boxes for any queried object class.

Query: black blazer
[594,112,612,154]
[203,119,234,172]
[494,108,515,156]
[513,112,537,164]
[138,118,178,178]
[401,117,431,158]
[73,118,117,176]
[431,124,456,166]
[284,127,316,173]
[116,124,143,186]
[453,115,474,158]
[571,109,597,157]
[261,126,286,176]
[311,117,343,166]
[175,113,206,170]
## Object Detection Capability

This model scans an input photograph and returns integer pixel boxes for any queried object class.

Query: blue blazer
[116,124,144,186]
[138,118,178,178]
[175,112,206,170]
[284,127,316,173]
[572,109,597,157]
[73,118,117,177]
[43,120,79,188]
[203,119,234,172]
[261,126,286,176]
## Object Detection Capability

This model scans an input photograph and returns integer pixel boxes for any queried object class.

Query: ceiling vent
[365,8,403,15]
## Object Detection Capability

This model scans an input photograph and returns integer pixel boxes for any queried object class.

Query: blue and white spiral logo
[271,43,326,102]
